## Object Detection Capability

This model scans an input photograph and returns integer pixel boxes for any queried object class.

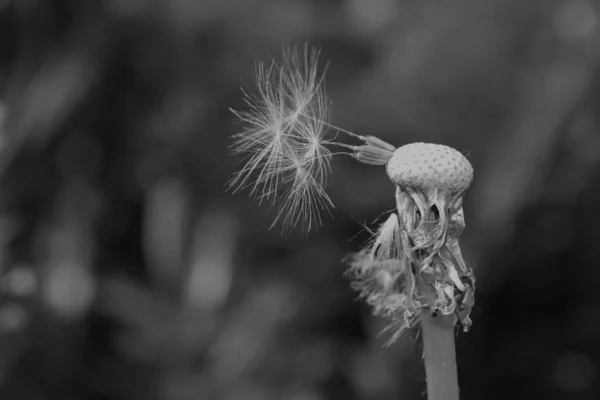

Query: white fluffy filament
[228,45,334,232]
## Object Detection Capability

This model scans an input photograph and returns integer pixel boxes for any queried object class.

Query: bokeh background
[1,0,600,399]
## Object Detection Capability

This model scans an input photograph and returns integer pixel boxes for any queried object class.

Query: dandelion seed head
[229,44,334,233]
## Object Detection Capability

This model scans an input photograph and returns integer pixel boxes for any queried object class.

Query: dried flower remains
[347,143,474,344]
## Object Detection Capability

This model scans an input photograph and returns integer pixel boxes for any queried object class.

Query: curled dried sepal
[395,186,475,332]
[228,44,334,233]
[345,186,475,345]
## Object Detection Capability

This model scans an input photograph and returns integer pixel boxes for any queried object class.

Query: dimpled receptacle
[386,143,473,194]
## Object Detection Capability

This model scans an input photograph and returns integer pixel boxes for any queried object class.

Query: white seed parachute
[228,45,334,233]
[228,45,395,233]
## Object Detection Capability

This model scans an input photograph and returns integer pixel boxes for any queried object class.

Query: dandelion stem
[419,277,460,400]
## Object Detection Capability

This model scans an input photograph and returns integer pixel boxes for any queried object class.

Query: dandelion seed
[228,43,398,233]
[228,45,334,233]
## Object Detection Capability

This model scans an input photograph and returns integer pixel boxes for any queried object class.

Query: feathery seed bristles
[228,44,396,233]
[228,45,334,232]
[345,213,421,345]
[347,213,403,273]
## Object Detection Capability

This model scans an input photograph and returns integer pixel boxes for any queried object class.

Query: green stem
[420,309,459,400]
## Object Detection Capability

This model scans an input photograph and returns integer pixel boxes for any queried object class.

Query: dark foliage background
[1,0,600,399]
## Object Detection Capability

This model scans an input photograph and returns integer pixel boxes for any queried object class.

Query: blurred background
[1,0,600,399]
